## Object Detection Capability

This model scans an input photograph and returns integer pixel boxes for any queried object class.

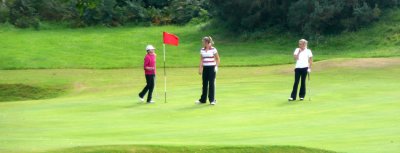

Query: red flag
[163,32,179,46]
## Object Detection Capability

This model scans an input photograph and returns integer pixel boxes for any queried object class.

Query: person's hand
[199,69,202,75]
[307,68,311,73]
[214,66,218,73]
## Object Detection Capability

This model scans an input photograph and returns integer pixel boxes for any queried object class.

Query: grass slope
[0,9,399,69]
[0,84,65,102]
[0,58,399,153]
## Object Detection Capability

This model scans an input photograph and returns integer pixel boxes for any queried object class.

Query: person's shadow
[178,103,213,111]
[124,101,154,108]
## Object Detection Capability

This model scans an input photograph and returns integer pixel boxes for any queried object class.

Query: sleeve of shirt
[309,49,313,57]
[214,48,218,55]
[144,56,150,69]
[293,48,299,55]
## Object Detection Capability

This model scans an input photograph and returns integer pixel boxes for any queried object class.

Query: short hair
[299,39,308,45]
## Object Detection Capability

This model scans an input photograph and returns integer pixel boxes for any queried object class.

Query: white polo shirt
[294,48,313,68]
[201,47,218,66]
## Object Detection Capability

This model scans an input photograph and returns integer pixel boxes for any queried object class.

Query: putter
[154,76,159,100]
[308,72,311,101]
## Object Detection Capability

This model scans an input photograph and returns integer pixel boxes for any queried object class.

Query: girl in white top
[289,39,313,101]
[196,36,220,105]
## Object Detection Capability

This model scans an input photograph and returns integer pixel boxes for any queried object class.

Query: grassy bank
[0,9,399,69]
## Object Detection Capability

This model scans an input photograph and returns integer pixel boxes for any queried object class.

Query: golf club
[308,72,311,101]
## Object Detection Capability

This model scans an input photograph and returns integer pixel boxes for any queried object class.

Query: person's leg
[299,68,308,98]
[290,68,301,100]
[199,67,209,103]
[208,66,216,102]
[146,75,155,102]
[139,75,150,98]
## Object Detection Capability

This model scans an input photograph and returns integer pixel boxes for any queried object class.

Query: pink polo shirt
[143,54,156,75]
[144,53,156,75]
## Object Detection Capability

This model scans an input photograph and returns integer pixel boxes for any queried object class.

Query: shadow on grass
[275,100,311,107]
[178,103,215,111]
[123,101,157,108]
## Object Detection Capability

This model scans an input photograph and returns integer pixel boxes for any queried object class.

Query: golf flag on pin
[163,32,179,46]
[162,32,179,103]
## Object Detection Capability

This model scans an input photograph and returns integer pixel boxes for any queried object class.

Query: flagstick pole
[163,44,167,103]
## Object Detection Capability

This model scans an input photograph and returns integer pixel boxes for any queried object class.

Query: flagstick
[163,44,167,103]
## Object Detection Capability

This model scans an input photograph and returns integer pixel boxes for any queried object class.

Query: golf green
[0,58,399,153]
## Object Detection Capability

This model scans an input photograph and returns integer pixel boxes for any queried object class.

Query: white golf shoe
[288,98,294,101]
[195,100,206,104]
[210,101,217,105]
[139,96,144,102]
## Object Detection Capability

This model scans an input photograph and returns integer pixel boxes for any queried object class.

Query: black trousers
[290,67,308,100]
[139,74,155,102]
[199,66,216,103]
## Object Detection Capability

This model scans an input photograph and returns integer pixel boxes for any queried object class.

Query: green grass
[0,58,399,153]
[0,8,399,153]
[0,9,399,69]
[47,145,336,153]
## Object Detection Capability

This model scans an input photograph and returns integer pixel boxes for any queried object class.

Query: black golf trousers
[139,74,155,102]
[199,66,216,103]
[290,67,308,100]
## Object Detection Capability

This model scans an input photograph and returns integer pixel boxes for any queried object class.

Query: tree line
[0,0,399,36]
[0,0,210,28]
[210,0,400,36]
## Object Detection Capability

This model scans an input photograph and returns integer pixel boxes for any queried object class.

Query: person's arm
[308,50,313,72]
[144,66,154,70]
[294,49,299,60]
[214,53,220,66]
[199,55,203,75]
[144,56,154,70]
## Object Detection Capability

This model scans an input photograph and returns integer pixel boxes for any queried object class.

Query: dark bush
[0,3,9,23]
[9,0,40,29]
[211,0,399,36]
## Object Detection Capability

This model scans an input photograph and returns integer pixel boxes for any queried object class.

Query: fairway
[0,58,399,153]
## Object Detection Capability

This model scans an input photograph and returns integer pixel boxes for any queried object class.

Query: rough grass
[0,84,65,102]
[0,9,399,69]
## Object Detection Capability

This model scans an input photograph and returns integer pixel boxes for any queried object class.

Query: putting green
[0,58,399,153]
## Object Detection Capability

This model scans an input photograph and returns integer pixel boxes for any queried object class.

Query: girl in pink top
[139,45,156,103]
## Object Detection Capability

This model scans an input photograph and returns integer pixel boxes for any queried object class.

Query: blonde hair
[203,36,214,45]
[299,39,308,47]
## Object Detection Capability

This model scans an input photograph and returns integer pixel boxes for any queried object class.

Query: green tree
[9,0,40,29]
